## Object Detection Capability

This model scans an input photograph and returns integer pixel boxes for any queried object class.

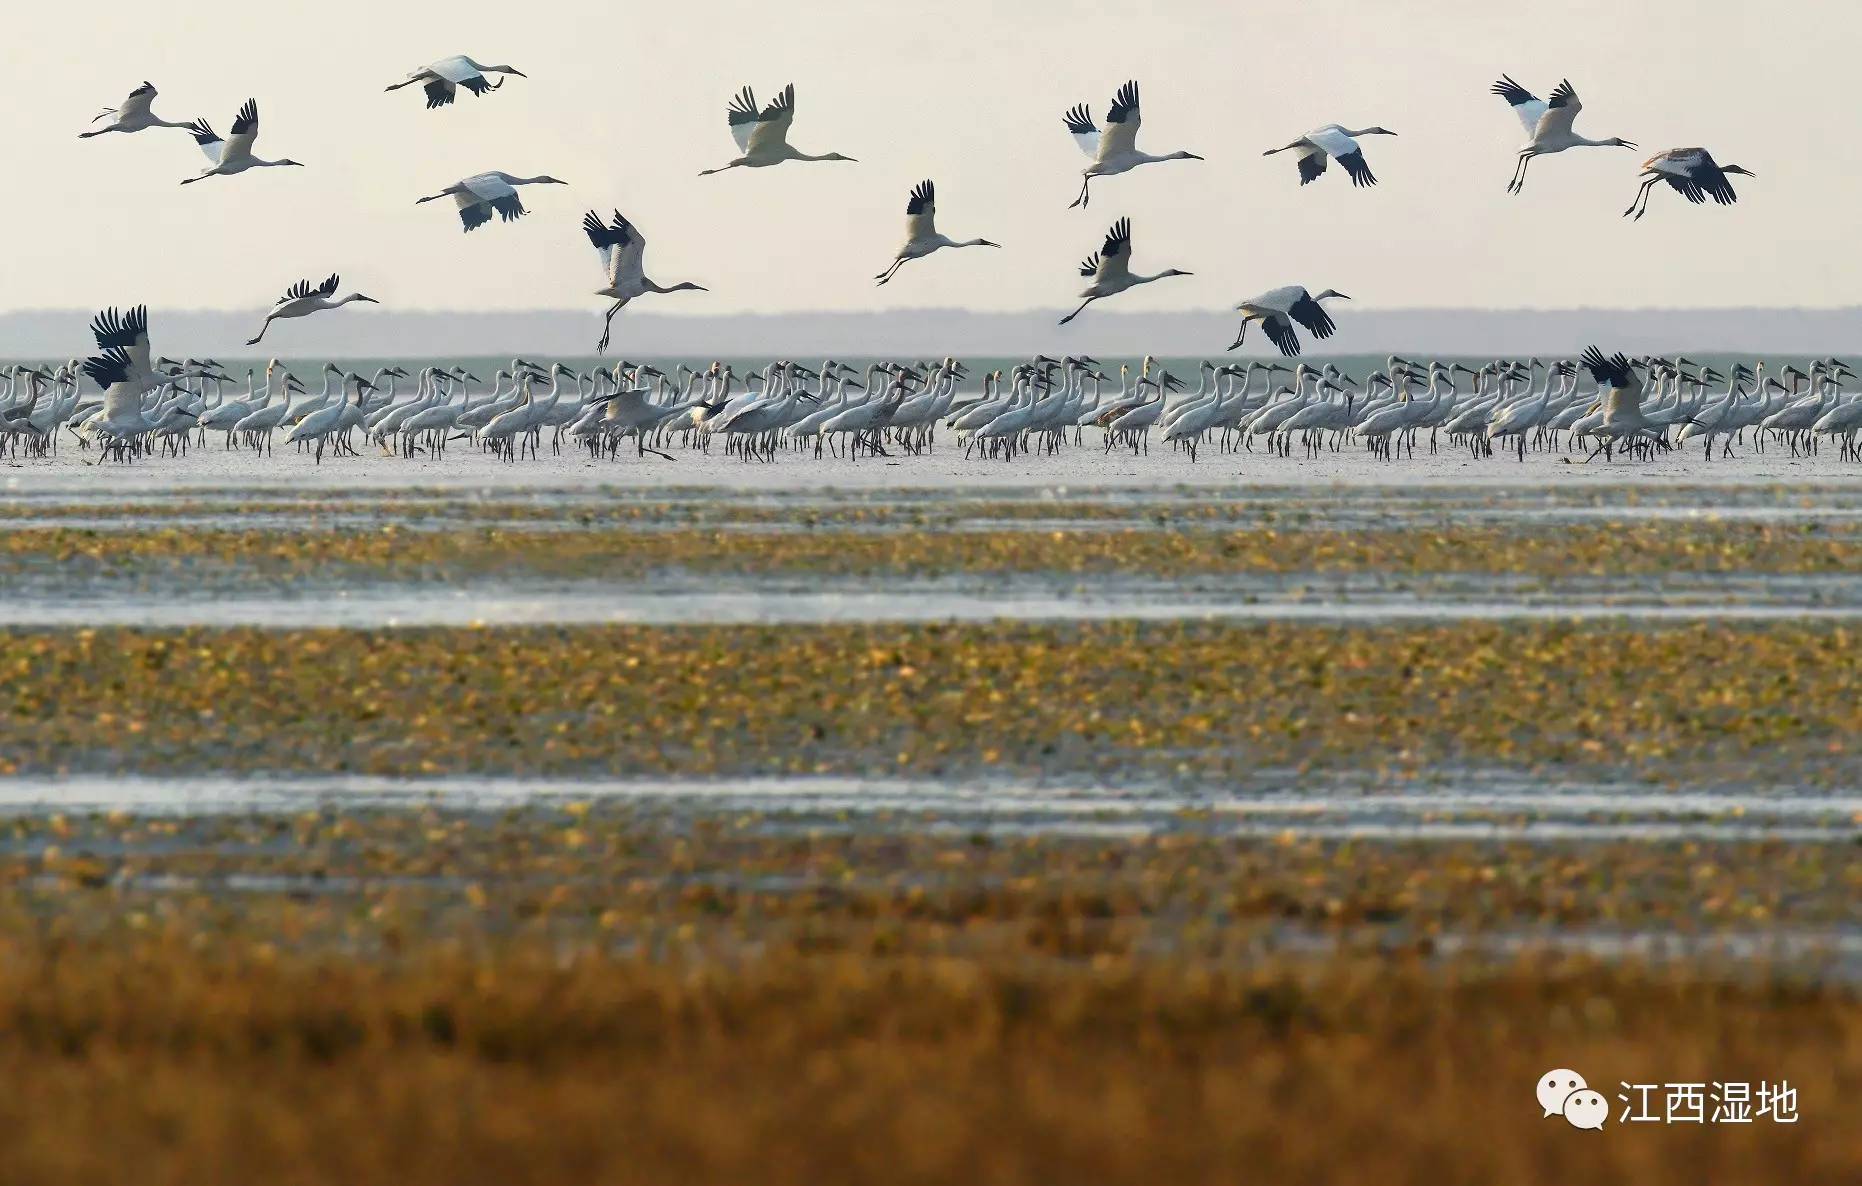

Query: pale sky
[4,0,1854,317]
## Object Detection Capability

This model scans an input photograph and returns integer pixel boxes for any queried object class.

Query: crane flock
[34,56,1791,471]
[71,62,1760,354]
[5,321,1855,472]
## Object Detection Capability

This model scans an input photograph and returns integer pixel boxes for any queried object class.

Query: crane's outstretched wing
[82,347,136,396]
[583,210,644,287]
[746,84,797,155]
[430,55,497,94]
[1489,74,1547,137]
[1261,314,1302,358]
[1309,127,1376,186]
[1100,80,1141,159]
[278,274,340,305]
[1533,80,1581,140]
[1580,345,1633,388]
[1333,150,1376,186]
[460,174,526,222]
[90,305,148,351]
[726,87,760,153]
[1292,142,1328,184]
[1062,103,1100,157]
[454,193,493,231]
[1288,292,1338,339]
[905,179,936,240]
[118,82,157,120]
[424,79,457,108]
[187,119,225,163]
[1666,149,1738,205]
[1093,217,1132,283]
[225,99,260,159]
[607,212,647,286]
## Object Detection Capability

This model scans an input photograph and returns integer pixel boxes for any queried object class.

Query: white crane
[582,209,708,353]
[181,100,303,185]
[284,374,368,464]
[1490,76,1635,194]
[1058,218,1192,325]
[198,362,284,444]
[245,275,379,345]
[1061,81,1202,208]
[80,82,192,138]
[386,56,527,109]
[416,171,569,231]
[1577,347,1656,462]
[80,348,182,458]
[1228,287,1350,356]
[874,180,1000,285]
[699,84,856,175]
[1263,124,1397,187]
[1623,148,1755,220]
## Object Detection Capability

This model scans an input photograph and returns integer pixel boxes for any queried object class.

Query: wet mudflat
[5,485,1862,626]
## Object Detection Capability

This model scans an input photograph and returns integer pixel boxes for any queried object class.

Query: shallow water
[4,770,1855,843]
[3,569,1860,627]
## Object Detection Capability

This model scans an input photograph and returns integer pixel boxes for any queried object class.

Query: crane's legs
[1507,150,1536,194]
[1624,178,1659,220]
[596,299,626,354]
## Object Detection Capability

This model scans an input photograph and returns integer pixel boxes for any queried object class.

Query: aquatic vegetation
[4,621,1862,780]
[4,519,1862,590]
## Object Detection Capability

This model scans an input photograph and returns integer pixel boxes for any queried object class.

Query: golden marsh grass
[0,812,1856,1184]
